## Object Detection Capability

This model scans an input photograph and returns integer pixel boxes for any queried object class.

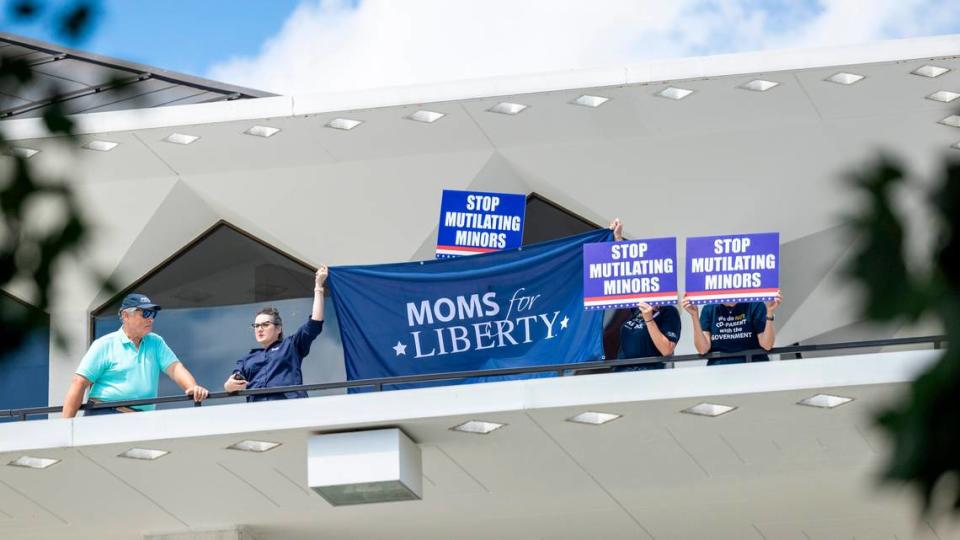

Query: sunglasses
[139,308,157,319]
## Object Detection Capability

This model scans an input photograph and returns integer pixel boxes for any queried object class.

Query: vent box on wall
[308,428,422,506]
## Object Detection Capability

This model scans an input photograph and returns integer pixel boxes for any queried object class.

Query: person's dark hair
[255,306,283,340]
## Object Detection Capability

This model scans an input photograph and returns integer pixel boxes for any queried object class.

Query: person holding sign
[615,301,681,370]
[681,292,783,365]
[608,219,681,370]
[223,266,328,401]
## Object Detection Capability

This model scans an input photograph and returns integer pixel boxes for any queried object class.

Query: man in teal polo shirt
[62,293,209,417]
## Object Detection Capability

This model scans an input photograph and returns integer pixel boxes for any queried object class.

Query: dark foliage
[846,157,960,513]
[1,1,97,358]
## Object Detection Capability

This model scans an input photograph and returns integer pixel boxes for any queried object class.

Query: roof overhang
[3,34,960,139]
[0,350,949,539]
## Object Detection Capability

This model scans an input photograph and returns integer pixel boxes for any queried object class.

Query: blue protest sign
[435,189,526,258]
[684,232,780,305]
[582,237,678,310]
[328,229,613,390]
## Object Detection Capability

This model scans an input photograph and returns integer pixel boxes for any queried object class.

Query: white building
[0,32,955,539]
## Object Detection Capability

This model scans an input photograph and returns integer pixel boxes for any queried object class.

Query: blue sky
[1,0,300,77]
[3,1,960,95]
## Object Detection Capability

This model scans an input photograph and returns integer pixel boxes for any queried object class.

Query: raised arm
[757,292,783,350]
[682,296,712,355]
[609,218,624,241]
[312,265,328,321]
[62,374,92,418]
[639,303,676,356]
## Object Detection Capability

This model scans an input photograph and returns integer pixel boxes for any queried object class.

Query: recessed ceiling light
[566,411,621,425]
[488,102,527,115]
[325,118,363,130]
[927,90,960,103]
[740,79,779,92]
[406,110,445,123]
[939,115,960,127]
[657,87,694,100]
[163,133,200,145]
[82,140,118,152]
[8,456,60,469]
[826,72,864,85]
[7,146,39,159]
[912,65,949,78]
[244,125,281,138]
[681,403,736,417]
[798,394,854,409]
[571,94,610,107]
[228,440,281,453]
[118,448,169,461]
[450,420,505,434]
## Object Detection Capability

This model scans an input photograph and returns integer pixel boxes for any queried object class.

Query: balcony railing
[0,334,946,422]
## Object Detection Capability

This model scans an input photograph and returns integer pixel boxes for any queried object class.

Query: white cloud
[208,0,960,95]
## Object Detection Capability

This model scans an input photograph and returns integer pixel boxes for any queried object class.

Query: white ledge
[0,349,938,454]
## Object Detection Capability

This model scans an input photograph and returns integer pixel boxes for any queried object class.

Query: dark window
[0,291,49,420]
[90,222,344,408]
[522,192,601,245]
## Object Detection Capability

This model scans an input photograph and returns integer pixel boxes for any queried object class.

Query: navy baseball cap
[120,293,161,311]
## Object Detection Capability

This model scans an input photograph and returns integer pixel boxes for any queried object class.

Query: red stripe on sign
[685,287,780,296]
[436,245,499,253]
[584,291,678,302]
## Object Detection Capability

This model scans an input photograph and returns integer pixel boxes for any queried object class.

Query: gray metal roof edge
[0,31,277,98]
[3,33,960,141]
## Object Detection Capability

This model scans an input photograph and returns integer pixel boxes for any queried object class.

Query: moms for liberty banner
[328,229,613,388]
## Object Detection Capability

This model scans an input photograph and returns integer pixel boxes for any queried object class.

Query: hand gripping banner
[327,229,613,389]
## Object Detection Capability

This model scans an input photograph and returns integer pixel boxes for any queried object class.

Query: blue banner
[685,232,780,305]
[435,189,526,258]
[328,229,612,389]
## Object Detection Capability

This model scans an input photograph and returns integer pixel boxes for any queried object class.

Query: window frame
[87,220,317,345]
[522,192,604,245]
[0,289,51,415]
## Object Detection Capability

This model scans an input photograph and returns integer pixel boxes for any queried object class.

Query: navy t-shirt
[616,305,681,370]
[699,302,769,365]
[234,318,324,402]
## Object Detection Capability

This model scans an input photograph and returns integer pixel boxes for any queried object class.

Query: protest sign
[435,189,526,258]
[685,232,780,304]
[583,237,678,310]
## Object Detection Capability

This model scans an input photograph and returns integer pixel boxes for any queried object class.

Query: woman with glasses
[223,265,328,401]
